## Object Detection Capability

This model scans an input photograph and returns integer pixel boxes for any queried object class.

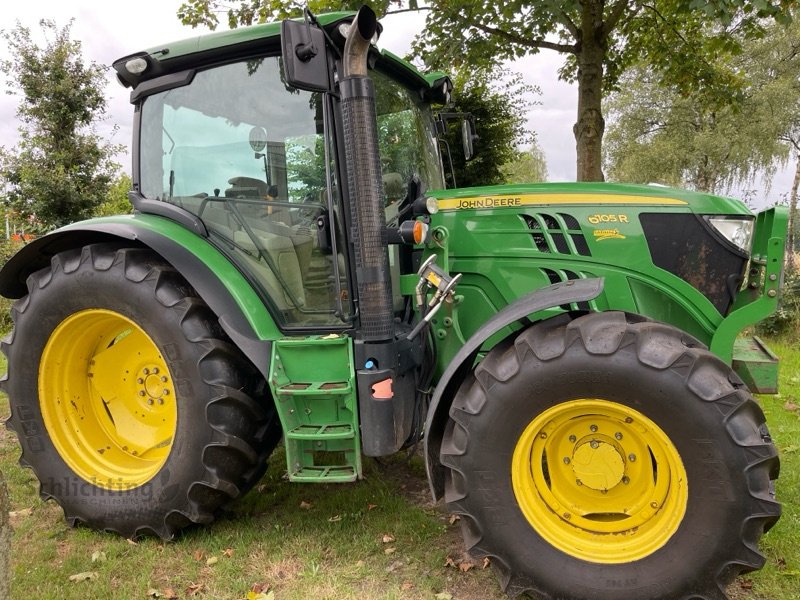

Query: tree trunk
[573,2,606,182]
[787,155,799,272]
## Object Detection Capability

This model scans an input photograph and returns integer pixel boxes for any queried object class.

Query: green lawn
[1,342,799,599]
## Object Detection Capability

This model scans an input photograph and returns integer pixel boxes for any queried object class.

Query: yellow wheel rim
[511,399,687,563]
[39,309,177,489]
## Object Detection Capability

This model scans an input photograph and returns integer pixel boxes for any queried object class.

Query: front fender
[424,278,604,501]
[0,214,281,378]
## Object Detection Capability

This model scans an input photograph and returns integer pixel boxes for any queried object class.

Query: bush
[0,239,26,335]
[758,267,800,337]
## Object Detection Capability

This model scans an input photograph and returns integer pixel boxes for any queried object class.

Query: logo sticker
[593,229,626,241]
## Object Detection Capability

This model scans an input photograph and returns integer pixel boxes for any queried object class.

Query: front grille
[520,213,592,257]
[640,213,748,314]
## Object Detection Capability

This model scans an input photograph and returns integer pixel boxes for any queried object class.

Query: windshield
[138,57,350,328]
[372,70,445,207]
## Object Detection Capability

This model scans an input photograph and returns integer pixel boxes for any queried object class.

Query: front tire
[2,244,281,539]
[441,312,780,600]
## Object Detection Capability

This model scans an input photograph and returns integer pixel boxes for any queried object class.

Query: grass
[1,343,799,599]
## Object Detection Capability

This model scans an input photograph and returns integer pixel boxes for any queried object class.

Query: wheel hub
[39,309,177,489]
[572,439,624,491]
[511,399,688,563]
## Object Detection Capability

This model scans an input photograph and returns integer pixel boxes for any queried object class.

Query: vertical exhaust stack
[340,6,394,342]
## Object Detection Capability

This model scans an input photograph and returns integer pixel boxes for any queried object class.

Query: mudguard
[0,215,281,379]
[424,278,605,500]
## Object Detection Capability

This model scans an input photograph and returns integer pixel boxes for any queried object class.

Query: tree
[442,67,539,188]
[604,15,800,199]
[178,1,792,183]
[94,173,133,217]
[0,20,121,229]
[502,146,548,185]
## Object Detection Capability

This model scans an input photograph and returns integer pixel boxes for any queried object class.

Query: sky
[0,1,793,208]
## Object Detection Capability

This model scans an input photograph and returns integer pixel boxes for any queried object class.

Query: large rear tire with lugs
[2,244,281,539]
[441,312,780,600]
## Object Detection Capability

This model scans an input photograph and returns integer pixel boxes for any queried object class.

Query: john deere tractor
[0,7,787,599]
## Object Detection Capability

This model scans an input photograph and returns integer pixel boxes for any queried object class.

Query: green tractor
[0,7,787,599]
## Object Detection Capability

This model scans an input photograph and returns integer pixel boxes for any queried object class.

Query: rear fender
[424,278,604,500]
[0,215,281,379]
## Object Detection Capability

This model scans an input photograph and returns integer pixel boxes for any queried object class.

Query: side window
[139,58,350,328]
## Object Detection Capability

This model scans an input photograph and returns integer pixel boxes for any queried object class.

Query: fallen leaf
[193,550,204,562]
[448,514,460,525]
[784,401,798,411]
[146,589,162,598]
[384,547,396,555]
[186,582,205,596]
[126,538,138,545]
[444,556,457,569]
[222,548,235,558]
[246,592,275,600]
[401,581,414,590]
[162,588,179,600]
[367,503,378,511]
[8,507,33,520]
[250,582,271,593]
[777,557,787,569]
[355,560,365,568]
[482,557,491,569]
[328,515,342,522]
[299,500,312,510]
[382,534,395,544]
[739,579,753,590]
[91,550,107,563]
[206,556,219,566]
[459,562,474,572]
[386,560,404,573]
[435,593,453,600]
[68,571,98,583]
[256,484,267,493]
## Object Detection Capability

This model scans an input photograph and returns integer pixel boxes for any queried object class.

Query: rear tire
[441,312,780,600]
[2,244,281,539]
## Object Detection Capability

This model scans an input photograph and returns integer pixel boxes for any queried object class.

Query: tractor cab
[118,16,447,330]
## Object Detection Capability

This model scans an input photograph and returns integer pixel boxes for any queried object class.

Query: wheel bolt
[563,512,571,520]
[568,435,577,443]
[563,457,571,465]
[163,389,170,395]
[629,454,636,462]
[152,367,159,374]
[158,398,164,405]
[590,441,599,449]
[137,378,144,384]
[161,376,168,383]
[138,390,146,397]
[625,417,633,423]
[622,476,630,485]
[143,368,150,375]
[576,479,583,486]
[650,501,658,509]
[615,432,623,440]
[539,432,547,439]
[148,398,154,405]
[590,424,598,432]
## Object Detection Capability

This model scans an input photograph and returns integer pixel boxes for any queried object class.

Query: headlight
[706,216,754,254]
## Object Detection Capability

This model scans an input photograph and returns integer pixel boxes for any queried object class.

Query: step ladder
[268,335,361,482]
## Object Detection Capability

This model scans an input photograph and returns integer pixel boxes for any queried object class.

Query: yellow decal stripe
[438,194,688,210]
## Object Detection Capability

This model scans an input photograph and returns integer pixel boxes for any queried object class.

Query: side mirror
[462,119,478,161]
[280,18,331,92]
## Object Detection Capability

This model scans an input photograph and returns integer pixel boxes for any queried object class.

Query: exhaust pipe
[340,6,394,342]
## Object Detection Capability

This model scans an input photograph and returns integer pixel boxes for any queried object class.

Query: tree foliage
[441,67,539,188]
[178,1,792,184]
[502,146,548,185]
[604,15,800,196]
[94,173,133,217]
[0,20,121,229]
